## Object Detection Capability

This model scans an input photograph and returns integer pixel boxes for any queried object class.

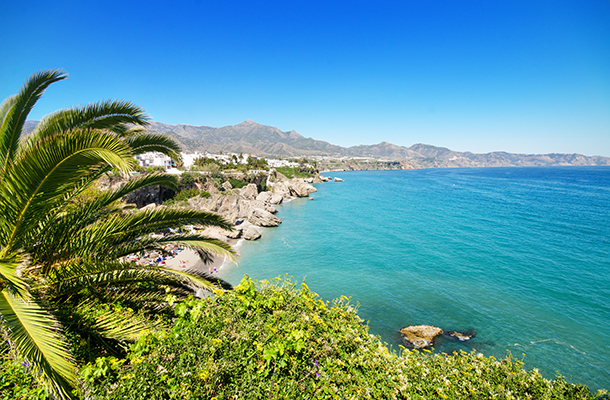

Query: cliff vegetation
[74,276,605,400]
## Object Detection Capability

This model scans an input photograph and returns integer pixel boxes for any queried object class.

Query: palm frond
[1,130,133,252]
[46,261,201,296]
[105,287,176,310]
[0,253,30,297]
[23,100,150,152]
[71,300,161,342]
[48,172,179,232]
[0,290,76,400]
[0,94,18,127]
[111,208,234,236]
[124,132,182,161]
[161,267,234,291]
[51,209,233,262]
[0,69,67,174]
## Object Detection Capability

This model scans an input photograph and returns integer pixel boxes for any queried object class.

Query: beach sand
[164,246,237,275]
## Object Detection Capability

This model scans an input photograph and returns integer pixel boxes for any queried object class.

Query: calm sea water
[219,167,610,391]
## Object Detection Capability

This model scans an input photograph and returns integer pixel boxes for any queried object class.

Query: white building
[135,152,174,169]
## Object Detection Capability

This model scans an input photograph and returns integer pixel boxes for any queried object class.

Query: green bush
[173,188,200,201]
[180,172,204,187]
[146,165,166,173]
[0,353,49,399]
[163,188,210,206]
[80,276,603,400]
[228,178,248,189]
[276,166,316,179]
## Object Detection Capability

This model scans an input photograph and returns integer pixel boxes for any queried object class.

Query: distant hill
[147,120,610,168]
[23,119,610,168]
[148,120,345,158]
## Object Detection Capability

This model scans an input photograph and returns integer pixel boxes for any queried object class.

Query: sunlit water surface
[219,167,610,390]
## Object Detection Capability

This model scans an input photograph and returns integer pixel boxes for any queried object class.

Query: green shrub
[0,353,49,399]
[163,188,210,206]
[80,276,603,400]
[146,165,166,173]
[173,188,200,201]
[180,172,201,187]
[228,178,248,189]
[276,166,315,178]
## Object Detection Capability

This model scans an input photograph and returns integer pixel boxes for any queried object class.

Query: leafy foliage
[179,172,206,187]
[163,188,211,206]
[0,70,235,399]
[0,351,49,400]
[81,276,605,400]
[275,165,316,178]
[228,178,248,189]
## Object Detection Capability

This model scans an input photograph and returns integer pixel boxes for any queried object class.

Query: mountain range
[146,120,610,168]
[22,119,609,168]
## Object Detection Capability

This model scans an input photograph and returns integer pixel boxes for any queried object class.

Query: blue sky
[2,0,609,156]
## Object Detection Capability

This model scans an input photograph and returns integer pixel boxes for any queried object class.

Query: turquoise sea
[219,167,610,391]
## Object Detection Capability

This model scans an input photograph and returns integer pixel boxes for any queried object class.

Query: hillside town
[134,151,311,173]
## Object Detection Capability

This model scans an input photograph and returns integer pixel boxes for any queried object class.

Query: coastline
[159,173,333,281]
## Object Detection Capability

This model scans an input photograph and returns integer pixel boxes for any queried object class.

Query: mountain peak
[238,119,258,126]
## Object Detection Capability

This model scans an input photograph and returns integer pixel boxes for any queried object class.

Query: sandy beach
[164,248,228,274]
[162,239,240,275]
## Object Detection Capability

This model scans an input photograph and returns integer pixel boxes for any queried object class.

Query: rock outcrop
[242,226,262,240]
[399,325,443,349]
[314,175,332,183]
[189,194,282,227]
[256,191,283,205]
[270,179,317,198]
[167,175,327,241]
[239,183,258,200]
[249,208,282,227]
[202,223,261,241]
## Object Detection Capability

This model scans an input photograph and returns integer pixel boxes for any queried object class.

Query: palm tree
[0,70,235,399]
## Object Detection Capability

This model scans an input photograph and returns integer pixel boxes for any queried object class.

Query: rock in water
[269,193,284,204]
[242,226,262,240]
[334,177,343,182]
[399,325,443,349]
[249,208,282,227]
[445,331,475,342]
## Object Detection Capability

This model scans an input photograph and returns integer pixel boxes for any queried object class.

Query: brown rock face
[242,226,262,240]
[249,208,282,227]
[399,325,443,349]
[240,183,258,200]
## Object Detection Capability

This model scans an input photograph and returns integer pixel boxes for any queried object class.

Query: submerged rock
[444,330,476,342]
[399,325,443,349]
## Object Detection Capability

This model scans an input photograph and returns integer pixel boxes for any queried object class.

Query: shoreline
[164,239,243,275]
[138,173,334,285]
